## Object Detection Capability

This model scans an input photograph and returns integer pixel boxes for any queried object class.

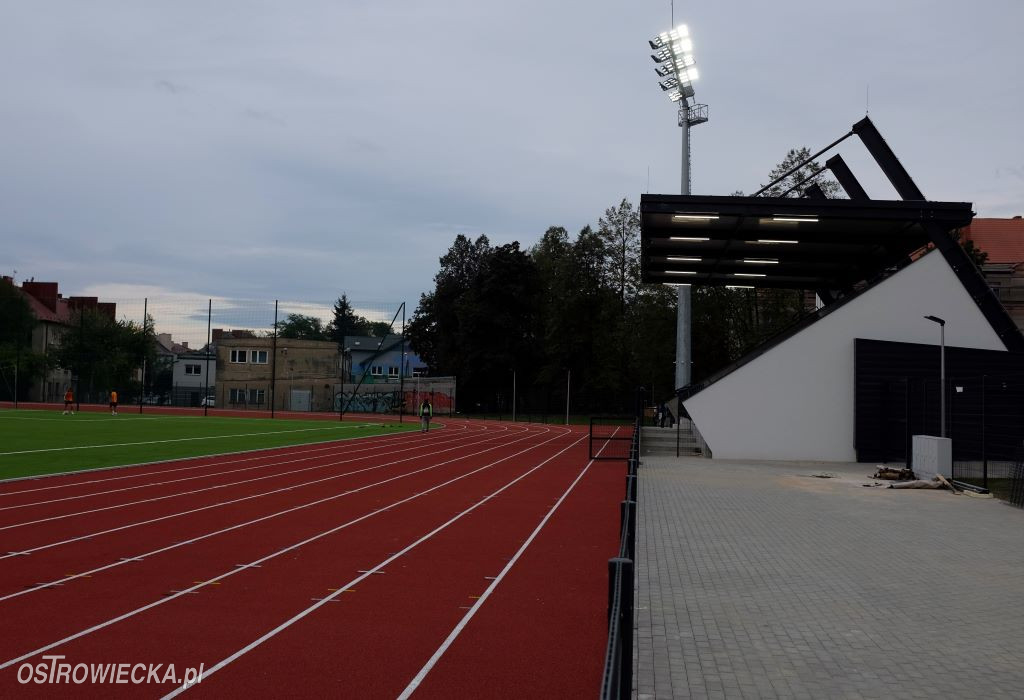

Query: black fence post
[620,500,636,561]
[617,557,634,700]
[982,374,988,489]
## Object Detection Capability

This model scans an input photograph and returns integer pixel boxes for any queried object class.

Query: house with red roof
[3,277,118,402]
[961,216,1024,329]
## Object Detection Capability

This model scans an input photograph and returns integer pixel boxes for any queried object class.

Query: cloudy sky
[2,0,1022,314]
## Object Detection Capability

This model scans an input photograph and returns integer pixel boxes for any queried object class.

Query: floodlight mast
[650,23,708,391]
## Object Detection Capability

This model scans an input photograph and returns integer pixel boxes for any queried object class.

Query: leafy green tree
[275,313,329,340]
[327,295,394,348]
[950,229,989,268]
[52,309,152,403]
[758,147,842,198]
[0,279,43,400]
[597,198,641,307]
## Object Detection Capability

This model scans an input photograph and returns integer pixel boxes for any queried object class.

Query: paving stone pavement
[633,457,1024,699]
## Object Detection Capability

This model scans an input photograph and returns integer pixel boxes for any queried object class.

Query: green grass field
[0,409,419,480]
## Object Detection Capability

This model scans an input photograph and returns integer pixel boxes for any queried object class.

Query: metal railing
[1010,444,1024,509]
[599,418,640,700]
[589,416,636,461]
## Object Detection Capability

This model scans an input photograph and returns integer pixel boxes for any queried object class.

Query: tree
[51,308,153,403]
[275,313,328,341]
[597,198,641,307]
[950,229,989,268]
[0,279,42,401]
[758,147,842,198]
[327,295,394,348]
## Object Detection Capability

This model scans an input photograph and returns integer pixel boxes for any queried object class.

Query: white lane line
[0,427,554,600]
[0,427,524,531]
[0,422,474,494]
[0,424,376,456]
[160,431,587,698]
[0,425,482,511]
[0,428,574,671]
[0,426,537,558]
[398,429,616,699]
[0,417,163,422]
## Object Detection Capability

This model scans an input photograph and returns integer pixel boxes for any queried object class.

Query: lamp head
[923,315,946,326]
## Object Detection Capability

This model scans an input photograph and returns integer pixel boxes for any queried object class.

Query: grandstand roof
[640,194,974,290]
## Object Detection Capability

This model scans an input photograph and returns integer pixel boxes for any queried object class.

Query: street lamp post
[648,23,708,392]
[924,315,946,437]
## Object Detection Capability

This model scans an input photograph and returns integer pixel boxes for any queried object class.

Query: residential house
[154,333,215,406]
[961,216,1024,329]
[3,277,117,402]
[343,335,426,383]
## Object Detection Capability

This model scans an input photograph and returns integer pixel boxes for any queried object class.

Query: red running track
[0,419,628,698]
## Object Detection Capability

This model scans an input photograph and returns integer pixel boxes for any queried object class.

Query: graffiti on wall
[333,389,454,414]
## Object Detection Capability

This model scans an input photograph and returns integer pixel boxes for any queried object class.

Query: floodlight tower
[649,24,708,390]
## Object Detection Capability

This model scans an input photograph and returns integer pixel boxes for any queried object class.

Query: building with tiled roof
[962,217,1024,329]
[3,277,118,402]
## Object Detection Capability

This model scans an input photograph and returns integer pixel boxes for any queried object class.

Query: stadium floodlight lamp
[660,77,679,91]
[655,55,696,77]
[671,38,694,55]
[667,256,702,262]
[734,272,767,278]
[742,258,779,264]
[747,239,799,244]
[649,24,689,50]
[670,236,711,242]
[726,285,754,289]
[666,270,698,275]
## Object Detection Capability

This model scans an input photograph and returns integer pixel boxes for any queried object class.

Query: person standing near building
[418,397,432,433]
[109,389,119,415]
[63,387,74,415]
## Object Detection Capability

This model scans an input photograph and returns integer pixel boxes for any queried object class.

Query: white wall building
[682,251,1009,462]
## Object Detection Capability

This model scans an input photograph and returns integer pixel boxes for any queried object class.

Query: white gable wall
[683,251,1007,462]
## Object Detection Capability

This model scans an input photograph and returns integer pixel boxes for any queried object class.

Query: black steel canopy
[640,194,974,290]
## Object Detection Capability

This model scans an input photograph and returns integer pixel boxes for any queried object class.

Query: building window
[230,350,247,363]
[184,364,201,375]
[250,350,268,364]
[229,388,246,403]
[371,365,383,376]
[388,366,399,378]
[248,389,265,404]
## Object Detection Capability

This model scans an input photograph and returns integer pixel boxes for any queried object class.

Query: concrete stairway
[641,421,705,457]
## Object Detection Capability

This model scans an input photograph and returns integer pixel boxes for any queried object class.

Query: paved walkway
[634,457,1024,699]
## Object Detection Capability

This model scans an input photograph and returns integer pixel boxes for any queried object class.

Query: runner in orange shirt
[110,389,119,415]
[63,388,74,415]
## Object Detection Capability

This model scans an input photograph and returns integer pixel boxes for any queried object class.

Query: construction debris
[935,474,959,494]
[888,479,944,489]
[872,466,915,481]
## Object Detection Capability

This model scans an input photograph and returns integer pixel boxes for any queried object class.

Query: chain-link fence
[873,374,1024,495]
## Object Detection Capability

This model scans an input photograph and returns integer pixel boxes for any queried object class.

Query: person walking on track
[63,387,74,415]
[419,397,433,433]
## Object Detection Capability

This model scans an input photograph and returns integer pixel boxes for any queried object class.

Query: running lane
[0,426,622,698]
[0,423,552,659]
[0,424,565,679]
